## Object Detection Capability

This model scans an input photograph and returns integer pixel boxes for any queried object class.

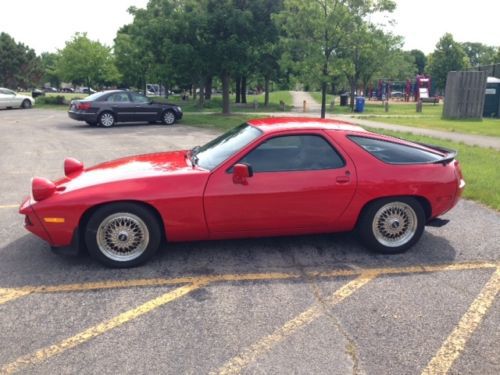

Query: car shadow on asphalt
[54,122,173,133]
[0,231,458,287]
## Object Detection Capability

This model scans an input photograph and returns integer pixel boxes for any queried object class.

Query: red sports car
[20,118,465,267]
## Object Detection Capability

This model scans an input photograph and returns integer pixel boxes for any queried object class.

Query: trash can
[355,96,365,113]
[340,93,349,106]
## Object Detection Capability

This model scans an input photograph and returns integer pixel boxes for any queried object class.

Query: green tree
[0,32,43,89]
[57,33,120,89]
[410,49,427,74]
[40,52,61,88]
[428,33,469,91]
[340,23,407,108]
[461,42,497,67]
[114,26,153,90]
[275,0,395,118]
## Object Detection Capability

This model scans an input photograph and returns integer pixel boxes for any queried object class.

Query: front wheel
[21,99,32,109]
[84,203,161,267]
[162,110,176,125]
[358,197,425,254]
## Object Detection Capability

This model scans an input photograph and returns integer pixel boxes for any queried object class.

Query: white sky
[0,0,499,55]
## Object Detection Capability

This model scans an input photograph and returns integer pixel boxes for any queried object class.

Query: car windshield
[195,123,262,170]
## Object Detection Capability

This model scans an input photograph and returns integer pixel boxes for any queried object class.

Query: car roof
[247,117,367,133]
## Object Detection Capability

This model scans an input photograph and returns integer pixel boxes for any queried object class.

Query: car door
[104,92,133,121]
[0,89,16,108]
[203,132,357,236]
[0,89,7,108]
[129,92,159,122]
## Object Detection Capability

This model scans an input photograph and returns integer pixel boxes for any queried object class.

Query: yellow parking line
[0,205,18,209]
[212,272,378,375]
[0,261,496,307]
[0,280,208,375]
[421,267,500,375]
[0,288,32,305]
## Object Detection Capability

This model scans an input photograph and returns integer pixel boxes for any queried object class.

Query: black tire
[162,110,176,125]
[357,197,425,254]
[84,203,162,268]
[21,99,32,109]
[98,111,115,127]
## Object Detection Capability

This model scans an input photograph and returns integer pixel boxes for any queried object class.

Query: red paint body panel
[19,118,464,250]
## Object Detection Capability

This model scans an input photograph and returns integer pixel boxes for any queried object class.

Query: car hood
[59,150,198,191]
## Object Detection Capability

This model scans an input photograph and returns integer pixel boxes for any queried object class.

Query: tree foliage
[410,49,427,74]
[56,33,120,88]
[0,32,43,89]
[461,42,497,67]
[428,33,470,90]
[275,0,395,117]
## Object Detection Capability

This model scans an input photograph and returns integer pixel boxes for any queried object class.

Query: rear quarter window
[349,136,443,164]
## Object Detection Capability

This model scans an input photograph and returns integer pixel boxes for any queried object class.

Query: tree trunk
[192,83,197,101]
[321,81,327,119]
[264,76,270,107]
[235,76,241,103]
[221,71,231,115]
[205,76,212,100]
[241,76,247,104]
[349,80,355,111]
[198,78,205,108]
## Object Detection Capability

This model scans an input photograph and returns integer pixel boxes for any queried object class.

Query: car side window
[106,93,130,103]
[348,136,443,163]
[130,93,150,104]
[239,135,345,172]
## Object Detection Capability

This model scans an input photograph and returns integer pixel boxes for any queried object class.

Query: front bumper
[50,227,81,256]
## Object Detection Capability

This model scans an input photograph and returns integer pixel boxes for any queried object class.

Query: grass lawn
[182,113,261,131]
[309,92,444,116]
[158,90,293,113]
[366,128,500,211]
[361,116,500,137]
[26,91,293,113]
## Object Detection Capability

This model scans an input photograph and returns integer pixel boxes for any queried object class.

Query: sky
[0,0,499,55]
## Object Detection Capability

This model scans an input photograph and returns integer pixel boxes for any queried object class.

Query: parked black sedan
[68,90,183,127]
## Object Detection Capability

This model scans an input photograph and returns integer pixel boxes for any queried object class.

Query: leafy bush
[35,95,67,105]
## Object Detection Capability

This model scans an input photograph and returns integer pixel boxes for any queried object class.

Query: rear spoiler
[414,142,457,165]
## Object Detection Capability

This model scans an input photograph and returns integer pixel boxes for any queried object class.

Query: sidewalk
[286,91,500,150]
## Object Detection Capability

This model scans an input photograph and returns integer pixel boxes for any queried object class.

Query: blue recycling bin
[355,96,365,113]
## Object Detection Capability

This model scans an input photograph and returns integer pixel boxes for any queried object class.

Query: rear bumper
[68,111,98,122]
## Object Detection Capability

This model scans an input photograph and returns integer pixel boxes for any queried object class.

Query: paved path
[288,91,500,150]
[290,91,321,112]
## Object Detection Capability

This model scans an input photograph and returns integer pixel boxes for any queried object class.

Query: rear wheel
[358,197,425,254]
[98,111,115,127]
[162,110,176,125]
[84,203,161,267]
[21,99,32,109]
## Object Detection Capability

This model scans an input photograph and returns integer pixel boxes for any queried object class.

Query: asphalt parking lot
[0,108,499,375]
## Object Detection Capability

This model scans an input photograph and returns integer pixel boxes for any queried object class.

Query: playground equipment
[371,75,438,102]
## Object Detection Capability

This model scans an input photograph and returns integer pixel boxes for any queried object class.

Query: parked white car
[0,88,35,109]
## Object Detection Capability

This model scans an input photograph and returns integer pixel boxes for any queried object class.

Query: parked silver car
[0,88,35,109]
